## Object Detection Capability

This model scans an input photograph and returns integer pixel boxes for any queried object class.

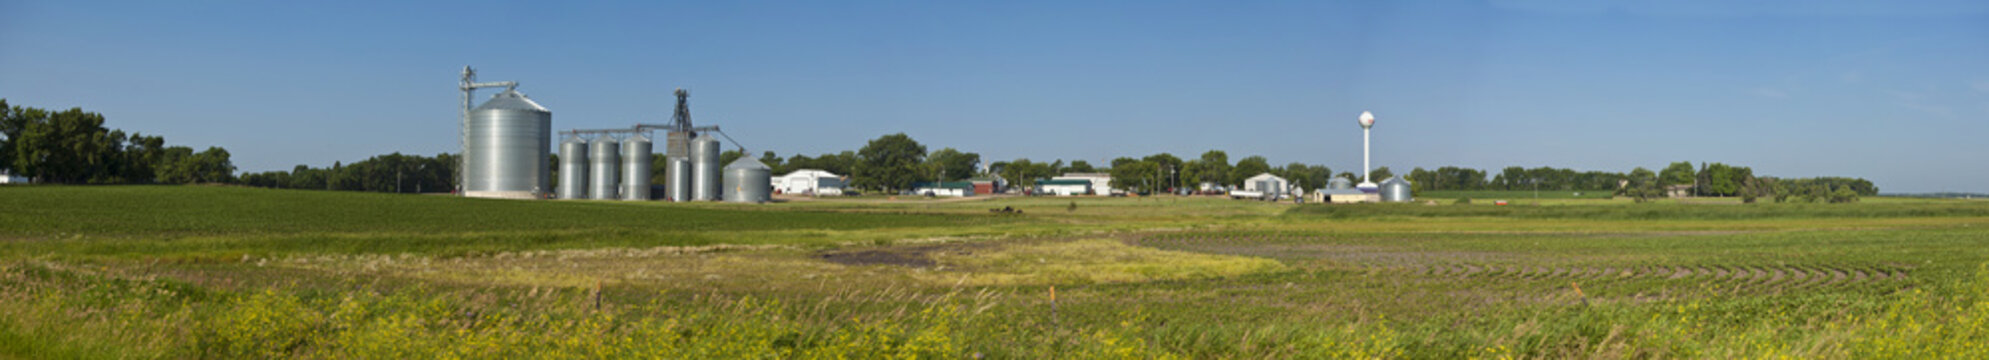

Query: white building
[1197,181,1227,192]
[1241,173,1298,199]
[1053,173,1112,195]
[912,181,976,197]
[1241,173,1288,192]
[773,169,846,196]
[1034,179,1092,196]
[0,170,26,185]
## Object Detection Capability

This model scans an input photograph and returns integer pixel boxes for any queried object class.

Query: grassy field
[3,186,1988,358]
[1419,190,1620,201]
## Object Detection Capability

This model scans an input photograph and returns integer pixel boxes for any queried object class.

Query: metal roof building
[1034,179,1093,196]
[774,169,846,196]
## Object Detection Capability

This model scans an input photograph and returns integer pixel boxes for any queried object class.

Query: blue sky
[2,1,1985,192]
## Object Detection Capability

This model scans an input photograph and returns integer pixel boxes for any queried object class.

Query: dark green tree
[1141,153,1183,191]
[1660,161,1696,187]
[1108,160,1158,194]
[1229,156,1270,186]
[1065,160,1096,173]
[1197,150,1231,186]
[926,148,980,182]
[759,151,784,174]
[1618,167,1663,203]
[1368,166,1394,183]
[853,133,926,191]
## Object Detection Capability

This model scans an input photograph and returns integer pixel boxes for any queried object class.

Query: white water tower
[1357,111,1379,193]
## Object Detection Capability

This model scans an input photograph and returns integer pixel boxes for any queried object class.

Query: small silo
[589,137,621,200]
[690,136,722,201]
[722,157,772,203]
[622,135,653,201]
[1327,177,1353,190]
[557,135,589,199]
[1381,176,1413,202]
[665,157,691,202]
[464,89,552,199]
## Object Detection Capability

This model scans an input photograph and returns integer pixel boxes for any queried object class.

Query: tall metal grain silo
[690,136,722,201]
[622,135,653,200]
[665,157,691,202]
[464,89,551,199]
[557,135,589,199]
[722,157,772,203]
[1381,176,1413,202]
[589,137,621,200]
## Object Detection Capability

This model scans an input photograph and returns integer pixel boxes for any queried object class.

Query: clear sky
[2,1,1985,193]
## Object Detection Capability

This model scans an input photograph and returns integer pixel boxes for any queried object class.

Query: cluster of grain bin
[553,132,766,203]
[457,70,767,203]
[554,135,657,201]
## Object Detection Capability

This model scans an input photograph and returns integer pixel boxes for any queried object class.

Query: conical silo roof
[725,157,769,170]
[473,89,549,112]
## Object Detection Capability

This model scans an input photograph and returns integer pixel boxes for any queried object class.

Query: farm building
[1310,189,1374,203]
[1034,179,1092,196]
[911,181,976,197]
[0,170,26,184]
[773,169,845,196]
[1053,173,1112,195]
[1666,184,1694,198]
[969,176,1006,195]
[1242,173,1290,194]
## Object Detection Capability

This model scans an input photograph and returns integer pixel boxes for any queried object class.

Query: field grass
[3,186,1988,358]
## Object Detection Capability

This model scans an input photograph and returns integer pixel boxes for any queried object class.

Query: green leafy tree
[718,149,745,167]
[759,151,784,174]
[926,148,980,182]
[1618,167,1663,203]
[1660,161,1696,187]
[1828,186,1860,203]
[854,133,926,191]
[1368,166,1393,183]
[1141,153,1182,191]
[1278,163,1332,191]
[1197,151,1231,186]
[9,106,120,183]
[1065,160,1096,173]
[1703,163,1740,196]
[1108,160,1158,194]
[1229,156,1270,186]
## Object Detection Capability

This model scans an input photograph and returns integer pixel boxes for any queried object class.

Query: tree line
[4,104,1880,203]
[0,99,235,184]
[239,153,456,193]
[242,132,1874,203]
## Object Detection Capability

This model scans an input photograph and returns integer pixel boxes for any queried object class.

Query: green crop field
[3,186,1988,358]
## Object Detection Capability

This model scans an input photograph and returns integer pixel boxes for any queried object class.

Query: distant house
[1034,179,1092,196]
[774,169,845,196]
[911,181,976,197]
[1053,173,1112,195]
[1666,184,1694,198]
[1310,189,1375,204]
[969,176,1006,195]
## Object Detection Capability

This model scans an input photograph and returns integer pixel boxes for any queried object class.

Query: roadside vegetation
[2,186,1986,358]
